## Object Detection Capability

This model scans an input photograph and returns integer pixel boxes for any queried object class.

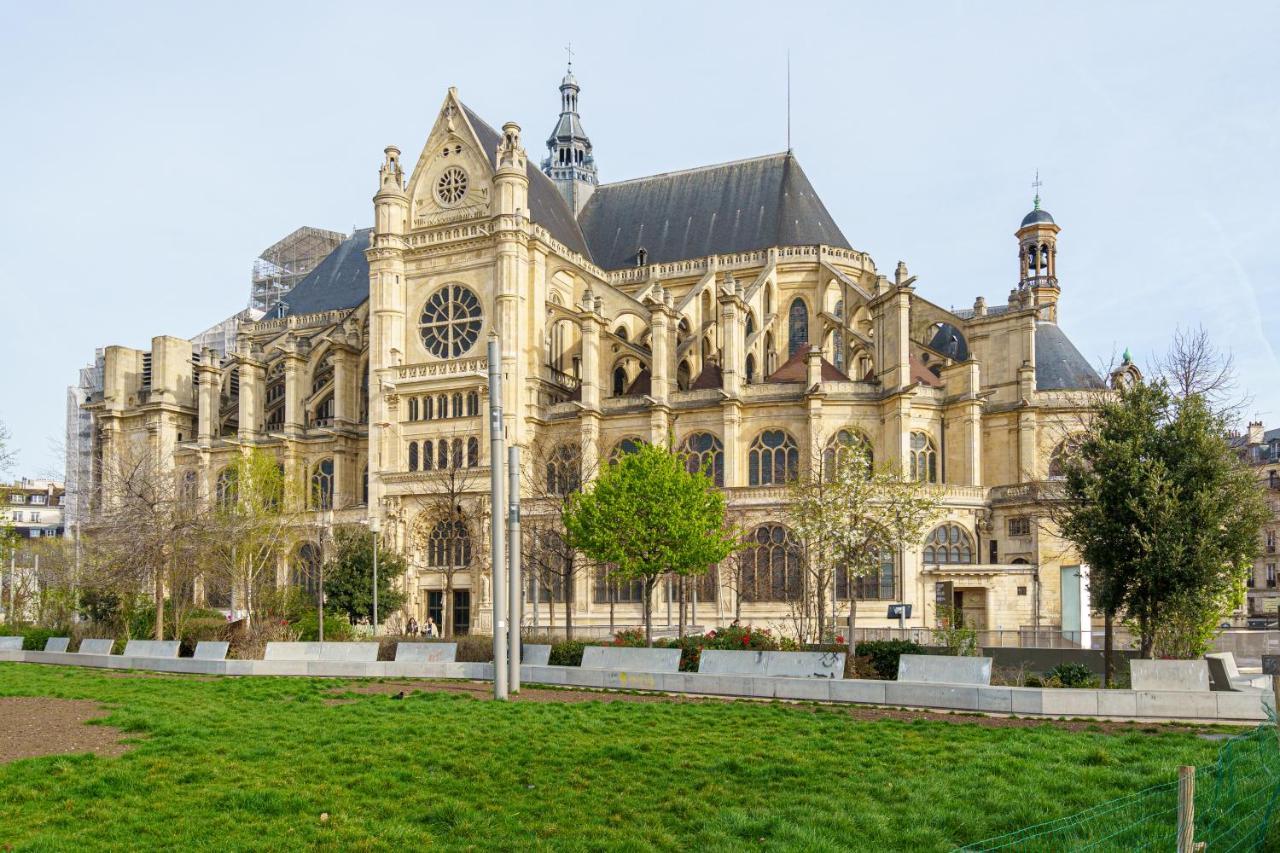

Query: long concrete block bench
[1205,653,1269,692]
[897,654,992,685]
[77,639,115,656]
[0,636,23,651]
[1130,659,1211,692]
[522,644,551,666]
[698,650,846,679]
[193,641,230,661]
[45,637,70,652]
[122,640,181,659]
[263,642,379,662]
[394,642,457,664]
[580,646,682,672]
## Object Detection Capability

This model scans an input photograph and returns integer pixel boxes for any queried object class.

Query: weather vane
[565,41,574,70]
[1032,169,1043,210]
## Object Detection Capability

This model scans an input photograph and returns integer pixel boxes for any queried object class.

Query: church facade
[84,70,1107,640]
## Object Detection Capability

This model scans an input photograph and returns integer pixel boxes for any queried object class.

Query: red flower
[741,635,750,645]
[836,635,845,644]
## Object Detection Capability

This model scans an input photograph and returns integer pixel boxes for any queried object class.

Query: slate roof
[765,343,850,383]
[278,228,373,318]
[1035,323,1104,390]
[927,322,970,361]
[577,152,851,271]
[461,105,593,259]
[1021,208,1055,227]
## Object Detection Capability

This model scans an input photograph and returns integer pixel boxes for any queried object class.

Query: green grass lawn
[0,663,1242,851]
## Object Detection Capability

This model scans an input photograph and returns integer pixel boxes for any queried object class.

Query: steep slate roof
[461,104,593,259]
[766,343,850,384]
[279,228,373,318]
[1035,323,1104,390]
[577,152,851,271]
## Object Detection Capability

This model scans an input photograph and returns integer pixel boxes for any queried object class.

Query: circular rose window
[435,167,469,207]
[419,284,483,358]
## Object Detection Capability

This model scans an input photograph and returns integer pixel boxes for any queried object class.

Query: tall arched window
[362,464,369,505]
[613,365,628,396]
[292,542,322,601]
[424,396,434,420]
[408,441,419,472]
[310,458,334,510]
[910,431,938,484]
[614,325,629,341]
[546,444,582,495]
[679,432,724,486]
[1047,436,1081,480]
[788,298,809,356]
[215,466,238,509]
[450,438,463,469]
[467,437,479,467]
[422,440,434,470]
[740,524,802,602]
[437,394,449,419]
[823,429,873,480]
[749,430,799,486]
[451,392,463,418]
[180,470,198,503]
[745,311,756,339]
[676,360,691,391]
[437,440,448,470]
[466,391,479,417]
[836,551,896,601]
[608,437,645,463]
[408,397,419,421]
[745,353,756,384]
[427,518,472,568]
[764,332,776,375]
[923,524,974,564]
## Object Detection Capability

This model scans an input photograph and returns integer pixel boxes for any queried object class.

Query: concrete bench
[1205,653,1268,692]
[77,638,115,655]
[1130,659,1211,692]
[193,641,230,661]
[122,640,181,658]
[45,637,70,653]
[580,646,681,673]
[698,649,846,679]
[522,644,552,666]
[263,642,379,662]
[0,636,23,651]
[394,642,458,664]
[897,654,992,685]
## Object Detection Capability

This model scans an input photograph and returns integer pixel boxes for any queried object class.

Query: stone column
[649,291,674,405]
[238,355,265,443]
[282,346,306,438]
[332,347,354,426]
[579,295,602,412]
[195,348,220,448]
[719,276,744,398]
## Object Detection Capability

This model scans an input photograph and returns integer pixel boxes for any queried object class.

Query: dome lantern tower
[1016,172,1062,323]
[541,48,598,217]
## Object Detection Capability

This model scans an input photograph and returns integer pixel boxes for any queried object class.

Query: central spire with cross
[1032,169,1043,210]
[542,49,598,216]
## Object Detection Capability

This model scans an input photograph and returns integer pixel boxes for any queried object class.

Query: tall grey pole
[8,554,13,625]
[371,517,380,635]
[488,338,508,700]
[73,522,81,622]
[508,444,521,692]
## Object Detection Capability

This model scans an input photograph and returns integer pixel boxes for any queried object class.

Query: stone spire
[541,57,598,216]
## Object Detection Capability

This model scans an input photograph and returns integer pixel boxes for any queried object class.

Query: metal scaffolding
[250,226,346,313]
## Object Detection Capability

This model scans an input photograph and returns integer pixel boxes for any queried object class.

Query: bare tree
[408,445,486,638]
[1153,324,1248,419]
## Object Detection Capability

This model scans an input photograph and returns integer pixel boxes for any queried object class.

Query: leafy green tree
[320,523,407,627]
[565,441,739,646]
[1058,380,1267,659]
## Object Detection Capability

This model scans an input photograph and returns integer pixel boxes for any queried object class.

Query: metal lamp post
[488,338,508,700]
[319,510,333,643]
[371,516,381,635]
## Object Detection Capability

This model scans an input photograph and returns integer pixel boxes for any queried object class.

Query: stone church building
[84,68,1107,640]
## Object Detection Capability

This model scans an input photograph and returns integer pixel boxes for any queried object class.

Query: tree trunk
[816,577,826,644]
[678,576,686,639]
[1103,609,1114,688]
[846,591,858,659]
[643,577,655,647]
[564,571,574,641]
[155,569,165,641]
[608,580,615,635]
[444,574,453,637]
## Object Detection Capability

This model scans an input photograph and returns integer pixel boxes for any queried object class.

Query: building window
[466,391,479,417]
[181,471,197,503]
[408,397,419,421]
[679,432,724,487]
[310,458,334,510]
[408,442,419,472]
[594,567,645,604]
[451,392,463,418]
[739,524,802,602]
[823,429,872,480]
[745,353,756,384]
[608,437,645,464]
[910,431,938,484]
[1269,564,1276,589]
[467,437,479,467]
[1017,586,1028,596]
[8,494,22,505]
[546,444,581,495]
[215,467,238,509]
[836,552,895,601]
[12,511,22,522]
[437,440,448,470]
[748,430,799,486]
[419,284,483,359]
[424,396,434,420]
[437,394,449,419]
[427,518,471,568]
[613,366,628,396]
[787,298,808,356]
[422,440,434,471]
[1008,517,1031,537]
[29,494,46,506]
[923,524,974,564]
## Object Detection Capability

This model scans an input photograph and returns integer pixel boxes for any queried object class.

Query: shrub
[20,626,67,652]
[453,634,495,662]
[292,611,356,642]
[853,639,925,680]
[177,617,228,657]
[1045,662,1100,689]
[550,640,588,666]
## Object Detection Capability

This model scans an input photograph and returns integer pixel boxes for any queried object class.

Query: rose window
[435,167,469,206]
[419,285,483,358]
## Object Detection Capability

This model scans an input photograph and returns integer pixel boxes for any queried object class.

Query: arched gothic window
[745,353,756,384]
[923,524,974,564]
[215,466,237,509]
[310,458,334,510]
[451,392,463,418]
[424,396,434,420]
[427,518,472,568]
[546,444,582,495]
[466,391,479,417]
[836,551,896,601]
[739,525,802,602]
[408,397,419,421]
[749,430,799,486]
[614,325,629,341]
[450,438,463,469]
[676,360,691,391]
[679,432,724,486]
[745,311,756,339]
[422,440,434,470]
[764,332,776,375]
[180,470,197,503]
[613,365,628,396]
[1047,436,1081,480]
[788,298,809,356]
[910,431,938,484]
[823,429,873,480]
[437,441,448,470]
[408,441,419,472]
[362,464,368,505]
[437,394,449,419]
[608,437,645,463]
[467,437,479,467]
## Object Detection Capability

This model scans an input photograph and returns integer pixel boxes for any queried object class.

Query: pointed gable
[577,152,851,270]
[765,343,850,383]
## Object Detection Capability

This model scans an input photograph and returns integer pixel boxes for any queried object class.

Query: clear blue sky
[2,1,1278,478]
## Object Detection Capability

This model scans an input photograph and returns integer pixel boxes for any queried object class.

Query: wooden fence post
[1176,765,1195,853]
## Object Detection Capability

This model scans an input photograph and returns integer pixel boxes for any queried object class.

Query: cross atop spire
[565,41,574,71]
[1032,169,1043,210]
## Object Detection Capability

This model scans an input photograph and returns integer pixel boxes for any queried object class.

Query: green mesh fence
[957,717,1280,852]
